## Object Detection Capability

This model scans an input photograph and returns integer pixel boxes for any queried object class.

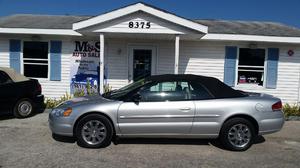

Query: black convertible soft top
[146,74,245,99]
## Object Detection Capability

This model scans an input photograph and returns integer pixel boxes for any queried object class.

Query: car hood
[57,95,113,108]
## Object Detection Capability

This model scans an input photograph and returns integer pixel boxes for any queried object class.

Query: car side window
[0,71,12,85]
[139,81,192,102]
[189,82,214,100]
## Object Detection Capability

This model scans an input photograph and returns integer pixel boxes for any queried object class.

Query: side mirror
[132,93,142,103]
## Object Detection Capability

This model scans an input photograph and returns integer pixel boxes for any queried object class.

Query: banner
[70,41,100,94]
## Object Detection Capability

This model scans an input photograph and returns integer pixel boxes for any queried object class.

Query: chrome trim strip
[119,114,220,119]
[119,114,194,119]
[194,114,220,118]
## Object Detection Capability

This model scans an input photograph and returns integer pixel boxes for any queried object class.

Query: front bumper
[48,110,74,137]
[258,110,285,135]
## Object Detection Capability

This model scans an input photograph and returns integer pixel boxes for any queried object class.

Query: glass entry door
[133,49,152,81]
[129,46,156,82]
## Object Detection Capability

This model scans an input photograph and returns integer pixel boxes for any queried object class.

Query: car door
[118,81,195,135]
[0,70,15,114]
[188,81,223,136]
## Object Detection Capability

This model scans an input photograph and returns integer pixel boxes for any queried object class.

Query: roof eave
[0,28,82,36]
[202,33,300,44]
[72,3,208,34]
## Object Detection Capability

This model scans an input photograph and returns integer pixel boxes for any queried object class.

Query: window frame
[189,81,215,100]
[21,40,50,80]
[138,80,189,102]
[235,47,268,88]
[134,80,214,102]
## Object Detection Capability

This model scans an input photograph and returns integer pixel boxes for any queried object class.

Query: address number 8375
[128,21,151,29]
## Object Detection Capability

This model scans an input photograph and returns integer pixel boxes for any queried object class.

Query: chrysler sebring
[49,74,284,151]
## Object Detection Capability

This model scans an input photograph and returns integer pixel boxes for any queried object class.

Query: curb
[44,109,52,113]
[285,116,300,121]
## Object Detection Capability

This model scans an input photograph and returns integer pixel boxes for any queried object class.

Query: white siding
[0,39,9,68]
[179,41,225,81]
[235,45,300,104]
[156,41,175,74]
[2,36,300,103]
[105,40,129,89]
[92,12,198,34]
[38,40,71,98]
[105,39,176,90]
[105,39,300,104]
[169,41,300,104]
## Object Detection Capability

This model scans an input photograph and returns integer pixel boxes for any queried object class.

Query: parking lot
[0,112,299,168]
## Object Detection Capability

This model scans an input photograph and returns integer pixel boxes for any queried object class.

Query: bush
[104,84,112,93]
[283,104,300,117]
[45,83,113,109]
[73,88,85,97]
[45,92,73,109]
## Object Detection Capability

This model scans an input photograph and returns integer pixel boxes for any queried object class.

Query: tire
[219,117,255,151]
[75,114,113,148]
[13,98,34,118]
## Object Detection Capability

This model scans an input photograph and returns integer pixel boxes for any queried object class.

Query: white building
[1,2,300,103]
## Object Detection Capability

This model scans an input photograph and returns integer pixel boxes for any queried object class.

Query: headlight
[52,107,72,117]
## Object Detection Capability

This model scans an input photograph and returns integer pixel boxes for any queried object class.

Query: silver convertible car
[49,74,284,151]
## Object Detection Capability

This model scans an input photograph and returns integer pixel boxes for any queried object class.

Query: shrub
[45,83,113,109]
[73,88,85,97]
[45,92,72,109]
[283,104,300,117]
[104,84,112,93]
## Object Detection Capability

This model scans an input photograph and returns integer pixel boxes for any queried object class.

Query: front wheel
[75,114,113,148]
[219,118,255,151]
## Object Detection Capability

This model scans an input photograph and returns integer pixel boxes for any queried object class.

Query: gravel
[0,112,300,168]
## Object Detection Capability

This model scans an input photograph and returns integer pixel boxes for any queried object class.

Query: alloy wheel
[81,120,107,145]
[227,124,252,148]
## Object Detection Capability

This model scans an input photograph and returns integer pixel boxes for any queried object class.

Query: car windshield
[103,78,150,100]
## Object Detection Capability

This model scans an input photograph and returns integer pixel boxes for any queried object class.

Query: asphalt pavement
[0,112,299,168]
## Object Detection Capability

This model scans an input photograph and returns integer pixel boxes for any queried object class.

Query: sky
[0,0,299,28]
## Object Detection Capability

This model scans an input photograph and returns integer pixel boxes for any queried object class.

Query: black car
[0,67,45,118]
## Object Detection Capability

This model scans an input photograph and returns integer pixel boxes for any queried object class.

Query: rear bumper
[258,111,285,135]
[33,95,45,112]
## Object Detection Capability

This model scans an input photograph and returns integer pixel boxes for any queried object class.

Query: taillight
[272,101,282,111]
[37,83,42,94]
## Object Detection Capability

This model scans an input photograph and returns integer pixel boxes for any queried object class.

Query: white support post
[99,33,105,94]
[175,35,180,74]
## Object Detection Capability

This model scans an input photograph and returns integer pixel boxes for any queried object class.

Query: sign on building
[70,41,100,94]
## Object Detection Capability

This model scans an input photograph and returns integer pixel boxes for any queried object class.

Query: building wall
[39,40,71,98]
[105,40,129,89]
[234,44,300,104]
[2,36,300,104]
[0,38,10,68]
[179,41,225,81]
[178,41,300,104]
[0,37,71,99]
[105,39,300,104]
[105,39,177,89]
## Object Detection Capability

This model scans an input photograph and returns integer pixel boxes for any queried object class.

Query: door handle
[179,107,191,111]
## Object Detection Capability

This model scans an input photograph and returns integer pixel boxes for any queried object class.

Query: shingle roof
[0,14,91,29]
[0,14,300,37]
[195,19,300,37]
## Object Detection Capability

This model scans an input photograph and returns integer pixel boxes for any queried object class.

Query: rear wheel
[219,118,255,151]
[75,114,113,148]
[13,98,34,118]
